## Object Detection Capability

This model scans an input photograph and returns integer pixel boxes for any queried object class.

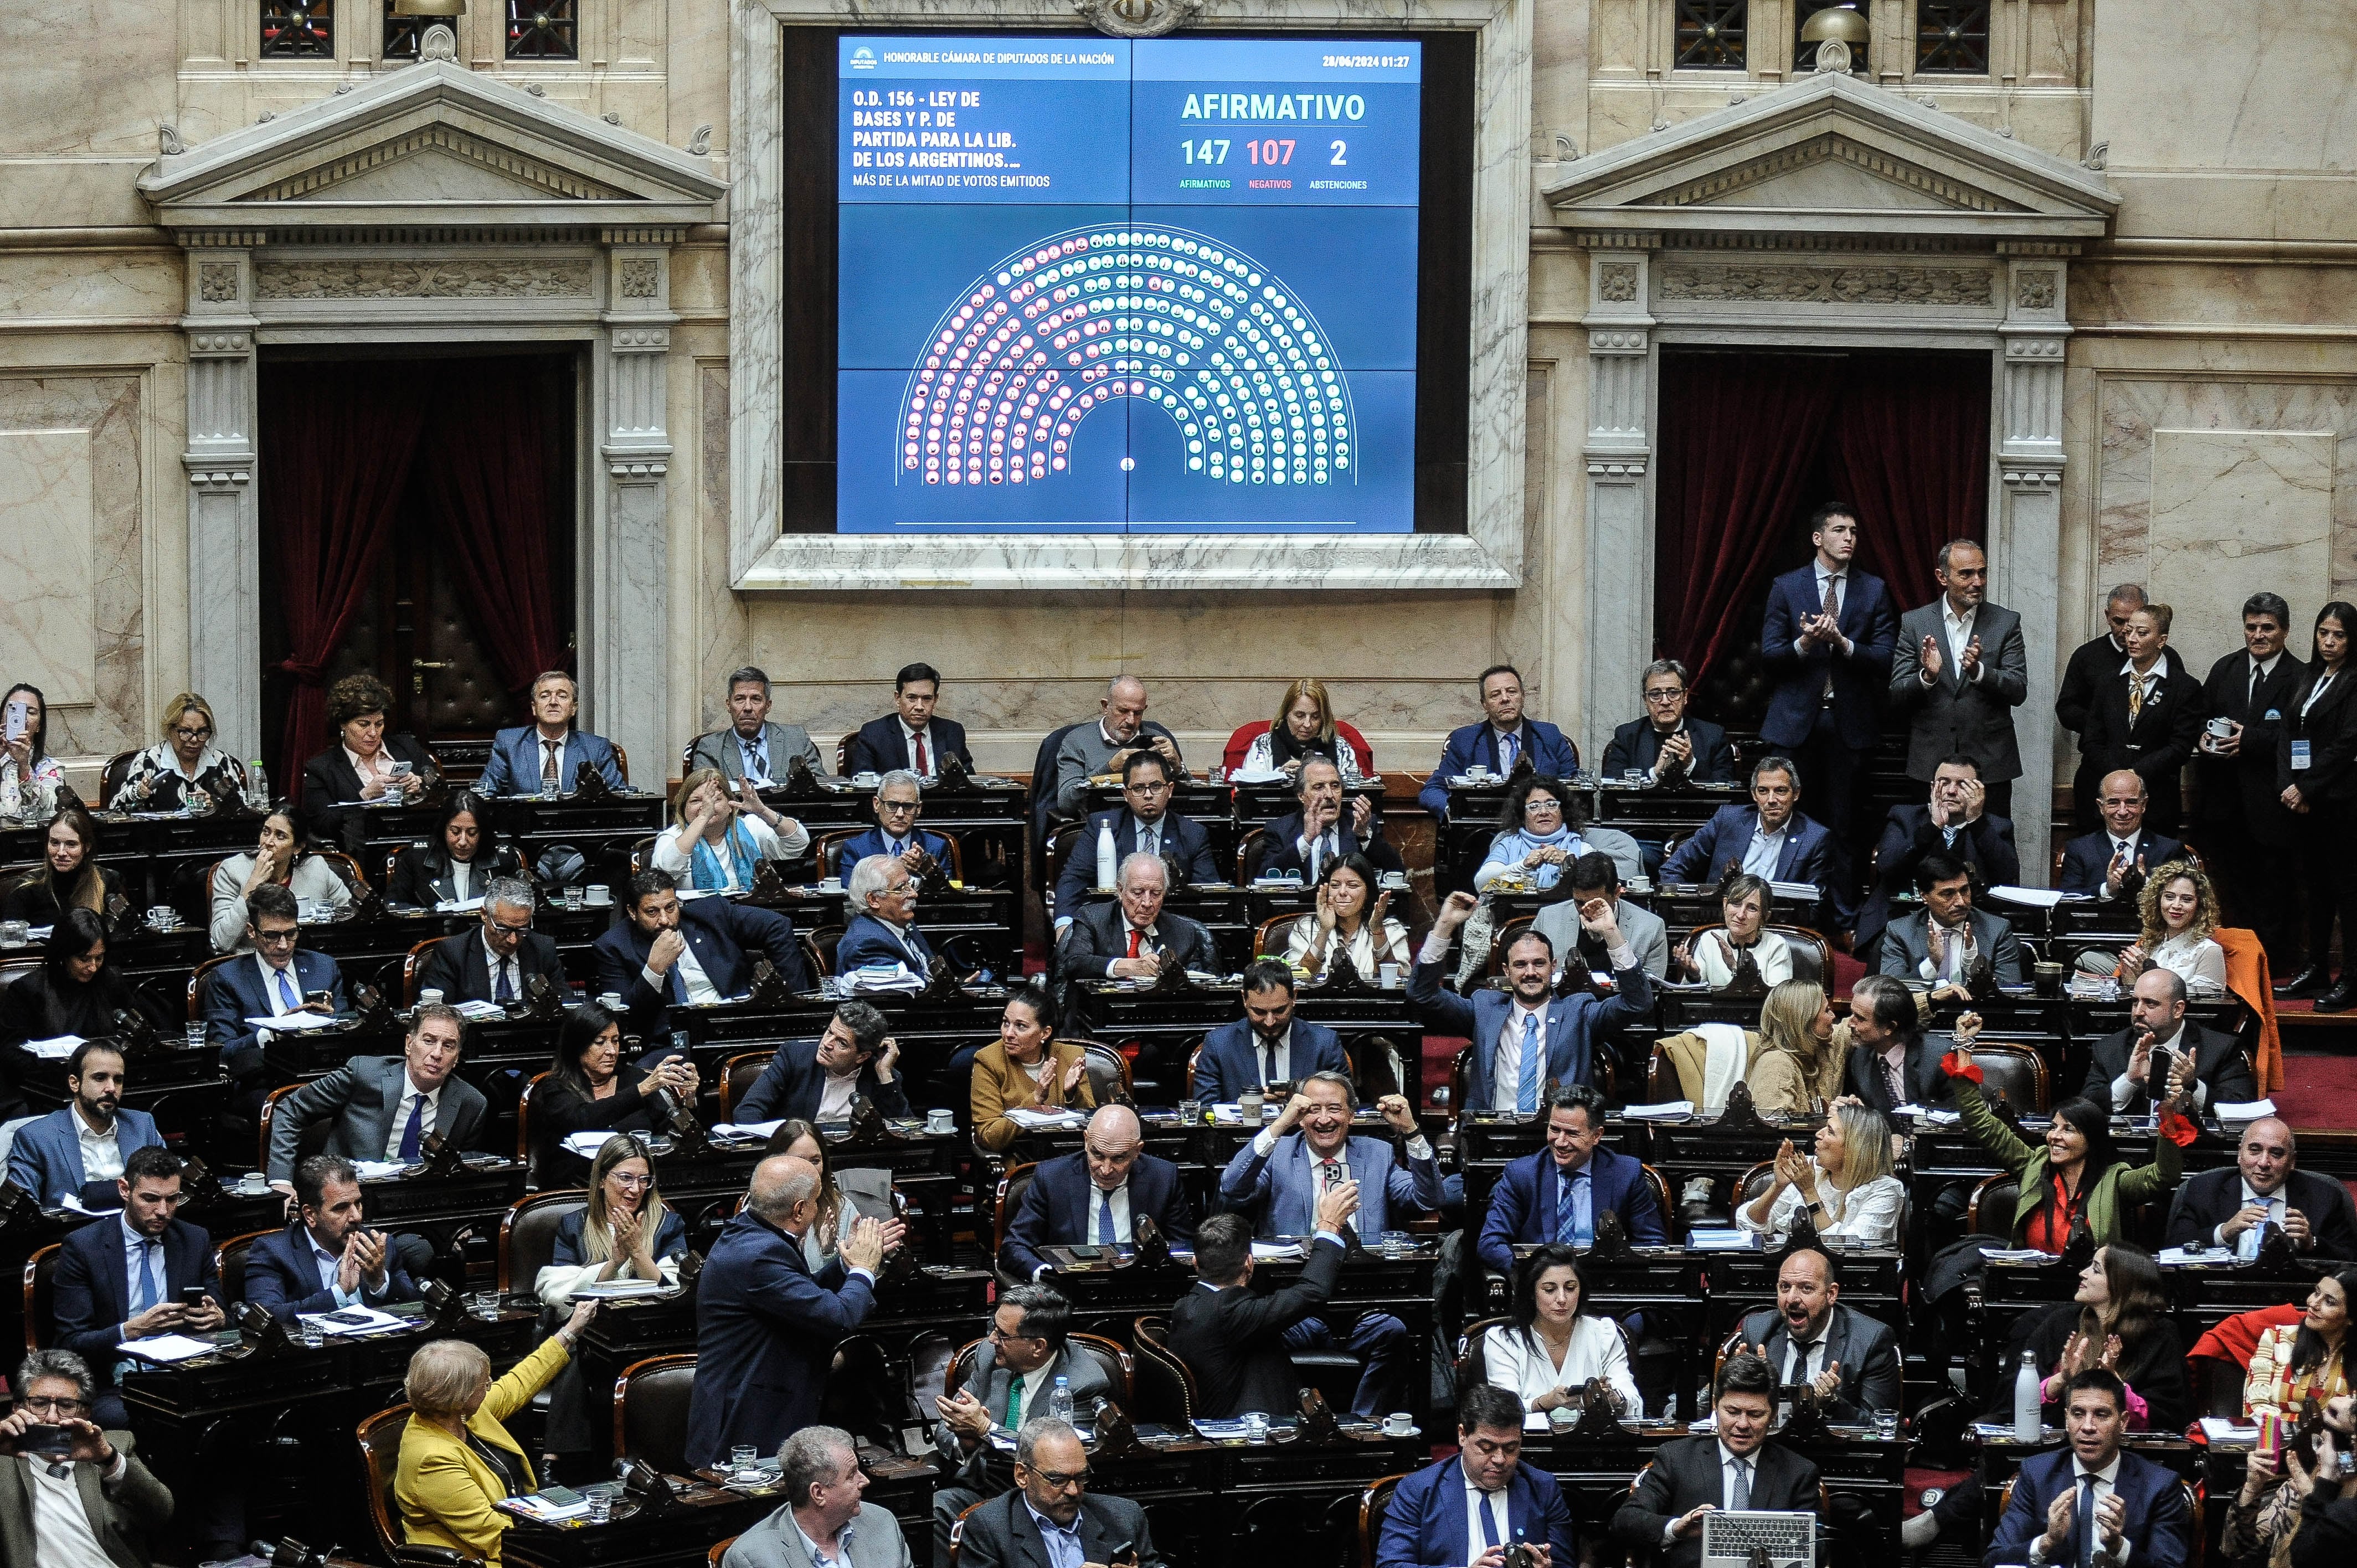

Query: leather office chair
[1253,912,1299,959]
[707,1538,737,1568]
[721,1050,775,1121]
[1130,1315,1196,1425]
[257,1082,328,1172]
[1454,1315,1506,1386]
[356,1404,484,1568]
[214,1229,277,1308]
[1969,1173,2021,1238]
[497,1190,586,1293]
[822,1333,914,1448]
[515,1071,549,1182]
[944,1330,1135,1410]
[613,1353,697,1475]
[1962,1041,2051,1113]
[187,952,238,1020]
[23,1242,60,1353]
[991,1162,1038,1265]
[1081,1042,1131,1103]
[810,925,844,977]
[99,750,140,805]
[315,850,373,895]
[1234,828,1274,886]
[402,938,441,1006]
[1357,1474,1407,1568]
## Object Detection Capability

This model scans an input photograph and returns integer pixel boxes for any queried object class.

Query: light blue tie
[1556,1168,1591,1246]
[275,968,300,1012]
[1516,1013,1541,1113]
[1097,1189,1118,1245]
[1480,1493,1502,1550]
[131,1239,160,1313]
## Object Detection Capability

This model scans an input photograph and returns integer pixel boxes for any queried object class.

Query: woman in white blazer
[1483,1245,1641,1416]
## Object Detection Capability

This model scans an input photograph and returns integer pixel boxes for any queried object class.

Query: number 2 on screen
[1330,140,1347,165]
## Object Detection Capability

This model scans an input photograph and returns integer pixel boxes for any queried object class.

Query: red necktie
[913,729,929,773]
[1126,929,1140,959]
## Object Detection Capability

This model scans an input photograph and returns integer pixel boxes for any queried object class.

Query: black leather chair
[1130,1314,1196,1424]
[613,1353,696,1475]
[498,1191,586,1293]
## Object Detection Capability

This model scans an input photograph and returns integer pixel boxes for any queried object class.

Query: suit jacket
[834,913,936,977]
[933,1341,1114,1490]
[2077,653,2204,826]
[1477,1144,1664,1275]
[1057,809,1218,912]
[1613,1435,1820,1568]
[1417,720,1580,818]
[1841,1033,1953,1115]
[395,1334,570,1567]
[1761,564,1898,750]
[1250,810,1404,881]
[1192,1017,1349,1103]
[6,1106,163,1208]
[299,733,437,851]
[1601,716,1736,784]
[2201,649,2308,845]
[2279,663,2357,808]
[265,1054,492,1182]
[726,1501,912,1568]
[1856,806,2021,959]
[684,1210,877,1470]
[2057,632,2127,736]
[414,929,563,1006]
[1166,1234,1345,1417]
[1985,1446,2189,1568]
[476,725,625,795]
[957,1489,1161,1568]
[241,1219,418,1321]
[54,1214,220,1385]
[734,1036,910,1123]
[1000,1151,1196,1280]
[1378,1456,1576,1568]
[1531,896,1671,979]
[2082,1019,2254,1115]
[1407,957,1652,1101]
[845,715,972,778]
[831,826,953,881]
[198,947,346,1086]
[688,720,824,785]
[1218,1129,1441,1240]
[1053,901,1216,992]
[2165,1165,2357,1258]
[1888,599,2030,781]
[0,1431,173,1568]
[2056,828,2188,899]
[1734,1302,1902,1419]
[1876,907,2026,988]
[384,844,527,909]
[590,898,807,1039]
[1659,805,1837,891]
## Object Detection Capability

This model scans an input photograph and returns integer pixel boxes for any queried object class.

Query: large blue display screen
[836,36,1422,534]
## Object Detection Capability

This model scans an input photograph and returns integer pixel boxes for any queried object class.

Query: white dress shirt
[1101,921,1163,979]
[25,1452,130,1568]
[383,1073,443,1160]
[1664,1444,1759,1543]
[1493,1004,1548,1113]
[2109,1020,2211,1112]
[2026,1452,2131,1566]
[1916,917,1978,983]
[1463,1467,1515,1566]
[253,951,304,1014]
[642,941,722,1005]
[530,730,571,792]
[1246,1024,1293,1088]
[481,931,522,1003]
[1793,566,1851,659]
[1927,600,1984,685]
[2119,658,2163,715]
[2219,1177,2289,1257]
[900,721,939,775]
[817,1070,862,1121]
[75,1110,125,1186]
[306,1223,382,1308]
[1087,1182,1133,1244]
[1781,1322,1831,1386]
[2306,669,2340,716]
[1741,820,1790,879]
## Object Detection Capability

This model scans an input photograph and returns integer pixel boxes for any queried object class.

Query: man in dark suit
[4,1043,163,1210]
[2057,769,2186,900]
[1758,502,1898,845]
[1377,1384,1576,1568]
[2165,1117,2357,1258]
[264,1006,490,1205]
[1658,757,1838,894]
[1733,1245,1902,1420]
[1478,1086,1665,1275]
[0,1348,176,1567]
[476,670,627,795]
[1879,852,2027,989]
[1052,854,1217,1035]
[835,852,941,977]
[1193,961,1352,1103]
[829,770,954,881]
[1602,658,1736,785]
[929,1287,1113,1558]
[1888,539,2030,821]
[1411,891,1653,1110]
[687,666,824,786]
[684,1153,895,1471]
[413,877,563,1005]
[1054,751,1218,922]
[1854,755,2020,963]
[2074,601,2202,837]
[591,869,807,1038]
[955,1419,1164,1568]
[1166,1196,1355,1419]
[2199,593,2306,970]
[2083,967,2255,1117]
[1985,1369,2190,1568]
[1613,1353,1821,1568]
[52,1146,225,1426]
[734,1002,910,1123]
[1417,664,1580,819]
[1001,1106,1197,1279]
[199,882,346,1097]
[241,1154,416,1321]
[846,662,972,778]
[2056,585,2148,739]
[1251,755,1404,880]
[1841,975,1952,1113]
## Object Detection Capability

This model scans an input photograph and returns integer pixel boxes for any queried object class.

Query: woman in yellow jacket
[970,983,1095,1152]
[395,1297,598,1566]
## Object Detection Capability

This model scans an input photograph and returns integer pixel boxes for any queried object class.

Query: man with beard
[240,1154,416,1319]
[1732,1245,1902,1421]
[1192,960,1352,1103]
[5,1042,163,1210]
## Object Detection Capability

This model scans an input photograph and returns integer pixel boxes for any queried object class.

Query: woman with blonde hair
[532,1134,686,1462]
[1746,979,1847,1117]
[110,692,247,811]
[1737,1100,1903,1244]
[652,765,809,891]
[2121,859,2229,996]
[1239,678,1365,781]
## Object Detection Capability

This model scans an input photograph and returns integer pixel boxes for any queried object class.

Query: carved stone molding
[2014,269,2057,310]
[2001,468,2062,491]
[1657,262,1995,306]
[198,262,240,303]
[184,468,251,492]
[1071,0,1202,37]
[187,331,253,356]
[610,326,670,352]
[1597,263,1639,303]
[1586,459,1648,480]
[608,458,670,482]
[253,125,627,203]
[1590,328,1649,354]
[254,258,594,300]
[617,259,660,298]
[1648,133,2003,214]
[2004,336,2067,360]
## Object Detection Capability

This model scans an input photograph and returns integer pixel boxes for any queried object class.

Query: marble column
[181,247,263,768]
[595,240,680,787]
[1579,242,1658,767]
[1993,248,2072,876]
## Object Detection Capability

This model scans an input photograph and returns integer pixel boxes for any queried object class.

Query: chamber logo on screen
[848,45,877,69]
[897,224,1355,489]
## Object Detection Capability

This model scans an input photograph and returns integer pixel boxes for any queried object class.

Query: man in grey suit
[1878,852,2026,989]
[1733,1245,1902,1420]
[956,1419,1163,1568]
[1888,538,2029,821]
[689,666,825,785]
[928,1286,1111,1559]
[1533,851,1670,978]
[724,1425,913,1568]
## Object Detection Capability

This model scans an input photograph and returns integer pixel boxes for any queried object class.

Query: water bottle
[248,759,269,812]
[1094,821,1118,891]
[2013,1347,2043,1442]
[1047,1375,1074,1425]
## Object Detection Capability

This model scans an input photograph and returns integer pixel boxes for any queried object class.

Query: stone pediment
[1545,70,2116,244]
[139,59,723,234]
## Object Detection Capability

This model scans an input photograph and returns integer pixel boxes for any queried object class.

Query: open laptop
[1701,1511,1816,1568]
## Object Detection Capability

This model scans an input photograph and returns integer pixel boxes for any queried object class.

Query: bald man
[2166,1117,2357,1259]
[1000,1105,1197,1281]
[685,1154,903,1469]
[2057,769,2185,898]
[1052,676,1186,819]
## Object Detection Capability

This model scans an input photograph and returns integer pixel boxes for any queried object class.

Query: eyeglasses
[1643,689,1686,704]
[1028,1468,1089,1490]
[877,799,919,814]
[1126,780,1171,794]
[172,725,214,741]
[987,1325,1042,1345]
[254,927,300,947]
[486,916,532,937]
[608,1172,653,1190]
[19,1395,87,1415]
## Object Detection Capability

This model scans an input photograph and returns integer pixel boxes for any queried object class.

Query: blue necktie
[2076,1476,2098,1568]
[1556,1168,1591,1246]
[742,736,767,781]
[1097,1189,1118,1244]
[275,968,300,1012]
[1498,732,1518,774]
[495,958,513,1003]
[1480,1493,1502,1550]
[130,1239,160,1313]
[398,1094,426,1160]
[668,950,688,1003]
[1516,1013,1541,1113]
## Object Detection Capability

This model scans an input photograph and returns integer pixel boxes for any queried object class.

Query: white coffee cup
[1382,1412,1414,1436]
[419,989,444,1007]
[926,1108,955,1134]
[585,884,612,906]
[1378,963,1402,988]
[2206,716,2235,739]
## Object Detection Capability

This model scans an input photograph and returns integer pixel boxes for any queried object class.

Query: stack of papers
[452,1000,507,1021]
[303,1305,411,1337]
[712,1120,787,1141]
[22,1034,84,1059]
[1686,1229,1759,1252]
[1192,1417,1264,1440]
[1250,1241,1305,1261]
[1769,881,1819,901]
[2216,1098,2277,1124]
[568,1278,672,1299]
[2159,1246,2237,1267]
[1228,767,1288,784]
[245,1010,338,1031]
[1980,1247,2060,1263]
[847,963,923,993]
[1620,1101,1696,1121]
[1005,1107,1088,1129]
[117,1333,217,1364]
[562,1132,620,1159]
[433,896,487,913]
[504,1492,593,1523]
[1988,886,2065,909]
[353,1160,411,1180]
[2201,1418,2260,1445]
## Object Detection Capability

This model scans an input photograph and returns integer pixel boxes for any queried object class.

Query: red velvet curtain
[1828,352,1991,612]
[420,360,567,695]
[260,363,429,777]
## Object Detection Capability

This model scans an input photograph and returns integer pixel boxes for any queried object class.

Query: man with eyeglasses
[1247,755,1406,882]
[831,770,954,881]
[414,876,565,1006]
[929,1288,1114,1559]
[1603,659,1736,785]
[0,1348,174,1567]
[1054,752,1216,926]
[52,1146,223,1427]
[956,1417,1163,1568]
[1000,1106,1197,1281]
[198,881,347,1108]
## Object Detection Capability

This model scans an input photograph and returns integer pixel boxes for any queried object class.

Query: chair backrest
[614,1353,698,1475]
[810,925,843,977]
[1252,911,1297,959]
[1639,1164,1672,1224]
[403,937,442,1005]
[23,1242,59,1353]
[815,831,862,884]
[354,1404,412,1563]
[992,1163,1038,1258]
[835,730,857,776]
[1044,824,1085,910]
[708,1538,738,1568]
[517,1071,549,1175]
[214,1228,277,1308]
[1484,916,1535,977]
[99,750,140,805]
[1080,1042,1130,1103]
[315,849,372,895]
[0,1113,38,1170]
[188,952,238,1022]
[1446,1045,1475,1121]
[1969,1172,2021,1237]
[612,744,631,786]
[1130,1314,1196,1424]
[1455,1315,1507,1386]
[498,1190,588,1292]
[1358,1473,1407,1568]
[1735,1160,1777,1210]
[256,1082,321,1171]
[1068,1330,1135,1406]
[722,1050,775,1121]
[1029,723,1083,841]
[1968,1042,2052,1114]
[1234,827,1272,886]
[822,1333,908,1447]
